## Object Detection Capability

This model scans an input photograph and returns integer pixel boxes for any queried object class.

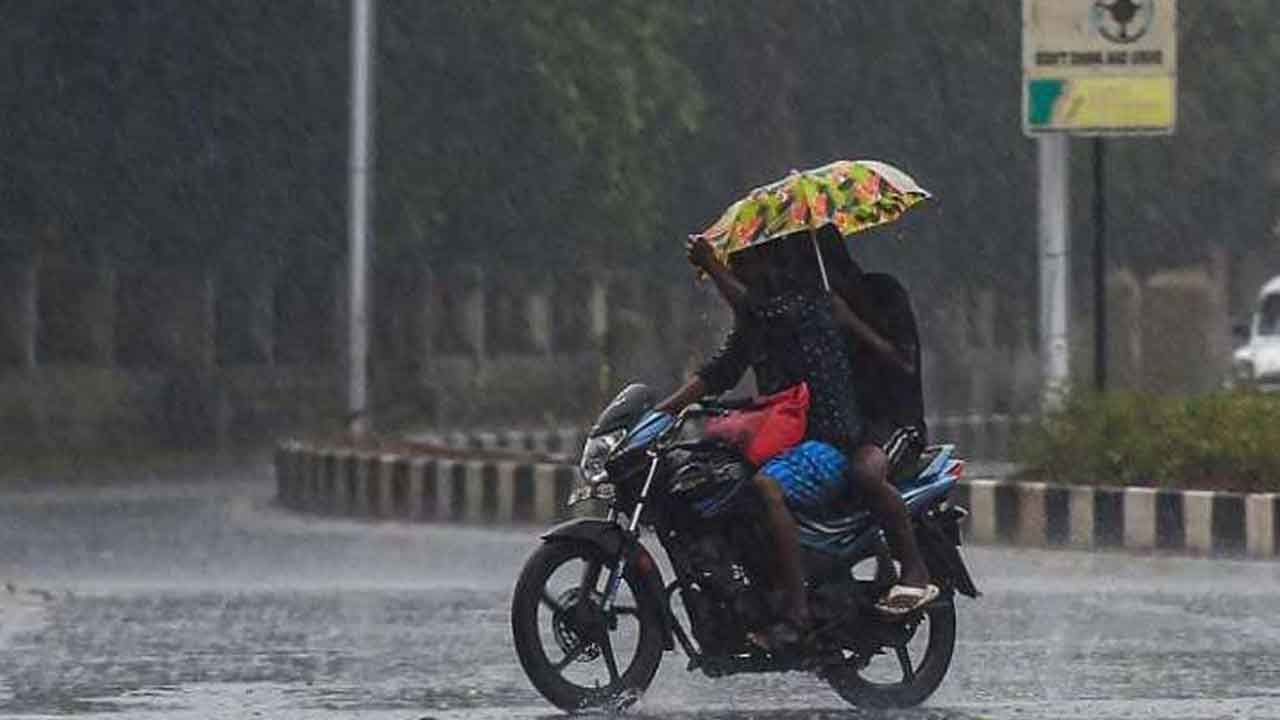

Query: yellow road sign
[1023,0,1177,135]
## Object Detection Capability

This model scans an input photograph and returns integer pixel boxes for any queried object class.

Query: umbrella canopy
[698,160,932,266]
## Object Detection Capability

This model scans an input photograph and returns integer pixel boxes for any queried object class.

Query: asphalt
[1,463,1279,719]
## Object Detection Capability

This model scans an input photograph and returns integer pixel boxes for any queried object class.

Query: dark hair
[729,228,861,297]
[728,240,799,296]
[807,225,873,317]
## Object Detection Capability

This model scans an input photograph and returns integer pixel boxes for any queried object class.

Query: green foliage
[1015,389,1280,492]
[3,0,1280,293]
[522,0,705,266]
[1098,0,1280,270]
[376,1,704,270]
[0,1,346,269]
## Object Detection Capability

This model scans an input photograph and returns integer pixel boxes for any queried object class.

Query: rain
[2,1,1279,718]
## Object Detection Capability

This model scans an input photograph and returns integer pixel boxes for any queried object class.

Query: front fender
[541,518,673,649]
[541,518,628,556]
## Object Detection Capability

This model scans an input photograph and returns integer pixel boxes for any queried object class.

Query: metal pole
[1038,134,1070,406]
[809,228,831,293]
[1092,137,1107,392]
[347,0,375,435]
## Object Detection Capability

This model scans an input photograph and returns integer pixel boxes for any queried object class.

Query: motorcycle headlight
[569,429,626,506]
[579,429,627,484]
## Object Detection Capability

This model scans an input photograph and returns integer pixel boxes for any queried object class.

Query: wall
[0,253,1244,451]
[0,261,344,451]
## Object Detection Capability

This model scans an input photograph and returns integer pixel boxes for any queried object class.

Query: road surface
[1,462,1279,718]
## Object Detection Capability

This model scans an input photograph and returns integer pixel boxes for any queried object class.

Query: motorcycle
[511,383,979,712]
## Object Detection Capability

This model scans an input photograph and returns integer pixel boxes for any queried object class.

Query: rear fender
[916,508,981,598]
[541,518,674,649]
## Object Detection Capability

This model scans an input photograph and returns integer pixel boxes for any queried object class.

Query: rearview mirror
[1232,322,1250,342]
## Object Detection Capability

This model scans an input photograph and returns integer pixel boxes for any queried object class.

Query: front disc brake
[551,588,603,663]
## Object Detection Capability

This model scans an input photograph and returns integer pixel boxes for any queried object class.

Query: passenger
[811,232,937,614]
[857,273,928,481]
[657,234,860,650]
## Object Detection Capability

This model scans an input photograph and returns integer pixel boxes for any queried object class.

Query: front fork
[598,453,661,612]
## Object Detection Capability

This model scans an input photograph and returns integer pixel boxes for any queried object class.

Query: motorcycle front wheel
[511,540,665,712]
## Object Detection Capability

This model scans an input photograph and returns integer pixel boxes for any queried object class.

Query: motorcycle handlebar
[697,395,755,411]
[651,401,732,451]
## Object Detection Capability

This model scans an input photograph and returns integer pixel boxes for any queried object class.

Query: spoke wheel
[512,541,664,712]
[823,598,956,709]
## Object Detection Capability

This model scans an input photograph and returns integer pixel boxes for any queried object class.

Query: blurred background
[0,0,1276,460]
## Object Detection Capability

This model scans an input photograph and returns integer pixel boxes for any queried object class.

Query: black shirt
[696,288,861,448]
[852,273,926,437]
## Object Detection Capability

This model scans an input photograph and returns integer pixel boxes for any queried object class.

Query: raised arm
[830,293,915,376]
[686,235,749,311]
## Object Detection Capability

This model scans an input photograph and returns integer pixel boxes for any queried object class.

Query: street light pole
[347,0,375,436]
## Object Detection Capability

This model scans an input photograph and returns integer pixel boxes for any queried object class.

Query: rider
[809,231,937,613]
[657,234,860,649]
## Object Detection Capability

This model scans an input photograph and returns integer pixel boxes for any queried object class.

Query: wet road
[2,463,1280,719]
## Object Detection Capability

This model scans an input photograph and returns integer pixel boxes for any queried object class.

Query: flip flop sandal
[874,583,940,617]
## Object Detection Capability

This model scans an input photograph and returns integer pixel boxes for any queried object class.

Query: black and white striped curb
[274,444,587,524]
[275,444,1279,559]
[411,414,1032,462]
[954,480,1278,559]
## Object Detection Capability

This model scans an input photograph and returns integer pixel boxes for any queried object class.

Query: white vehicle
[1232,275,1280,390]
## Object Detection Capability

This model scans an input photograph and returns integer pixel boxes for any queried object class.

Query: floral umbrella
[697,160,931,290]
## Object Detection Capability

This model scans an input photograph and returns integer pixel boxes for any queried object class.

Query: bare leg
[850,445,930,588]
[752,473,811,627]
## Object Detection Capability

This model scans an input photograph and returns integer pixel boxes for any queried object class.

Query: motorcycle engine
[676,529,770,654]
[687,533,753,600]
[659,446,770,654]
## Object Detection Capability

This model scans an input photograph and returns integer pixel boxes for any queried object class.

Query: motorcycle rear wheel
[822,598,956,709]
[511,540,665,712]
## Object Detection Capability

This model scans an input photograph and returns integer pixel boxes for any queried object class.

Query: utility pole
[1038,134,1070,405]
[1092,137,1107,391]
[347,0,375,436]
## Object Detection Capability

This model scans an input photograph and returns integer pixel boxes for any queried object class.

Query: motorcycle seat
[892,445,942,486]
[795,445,946,536]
